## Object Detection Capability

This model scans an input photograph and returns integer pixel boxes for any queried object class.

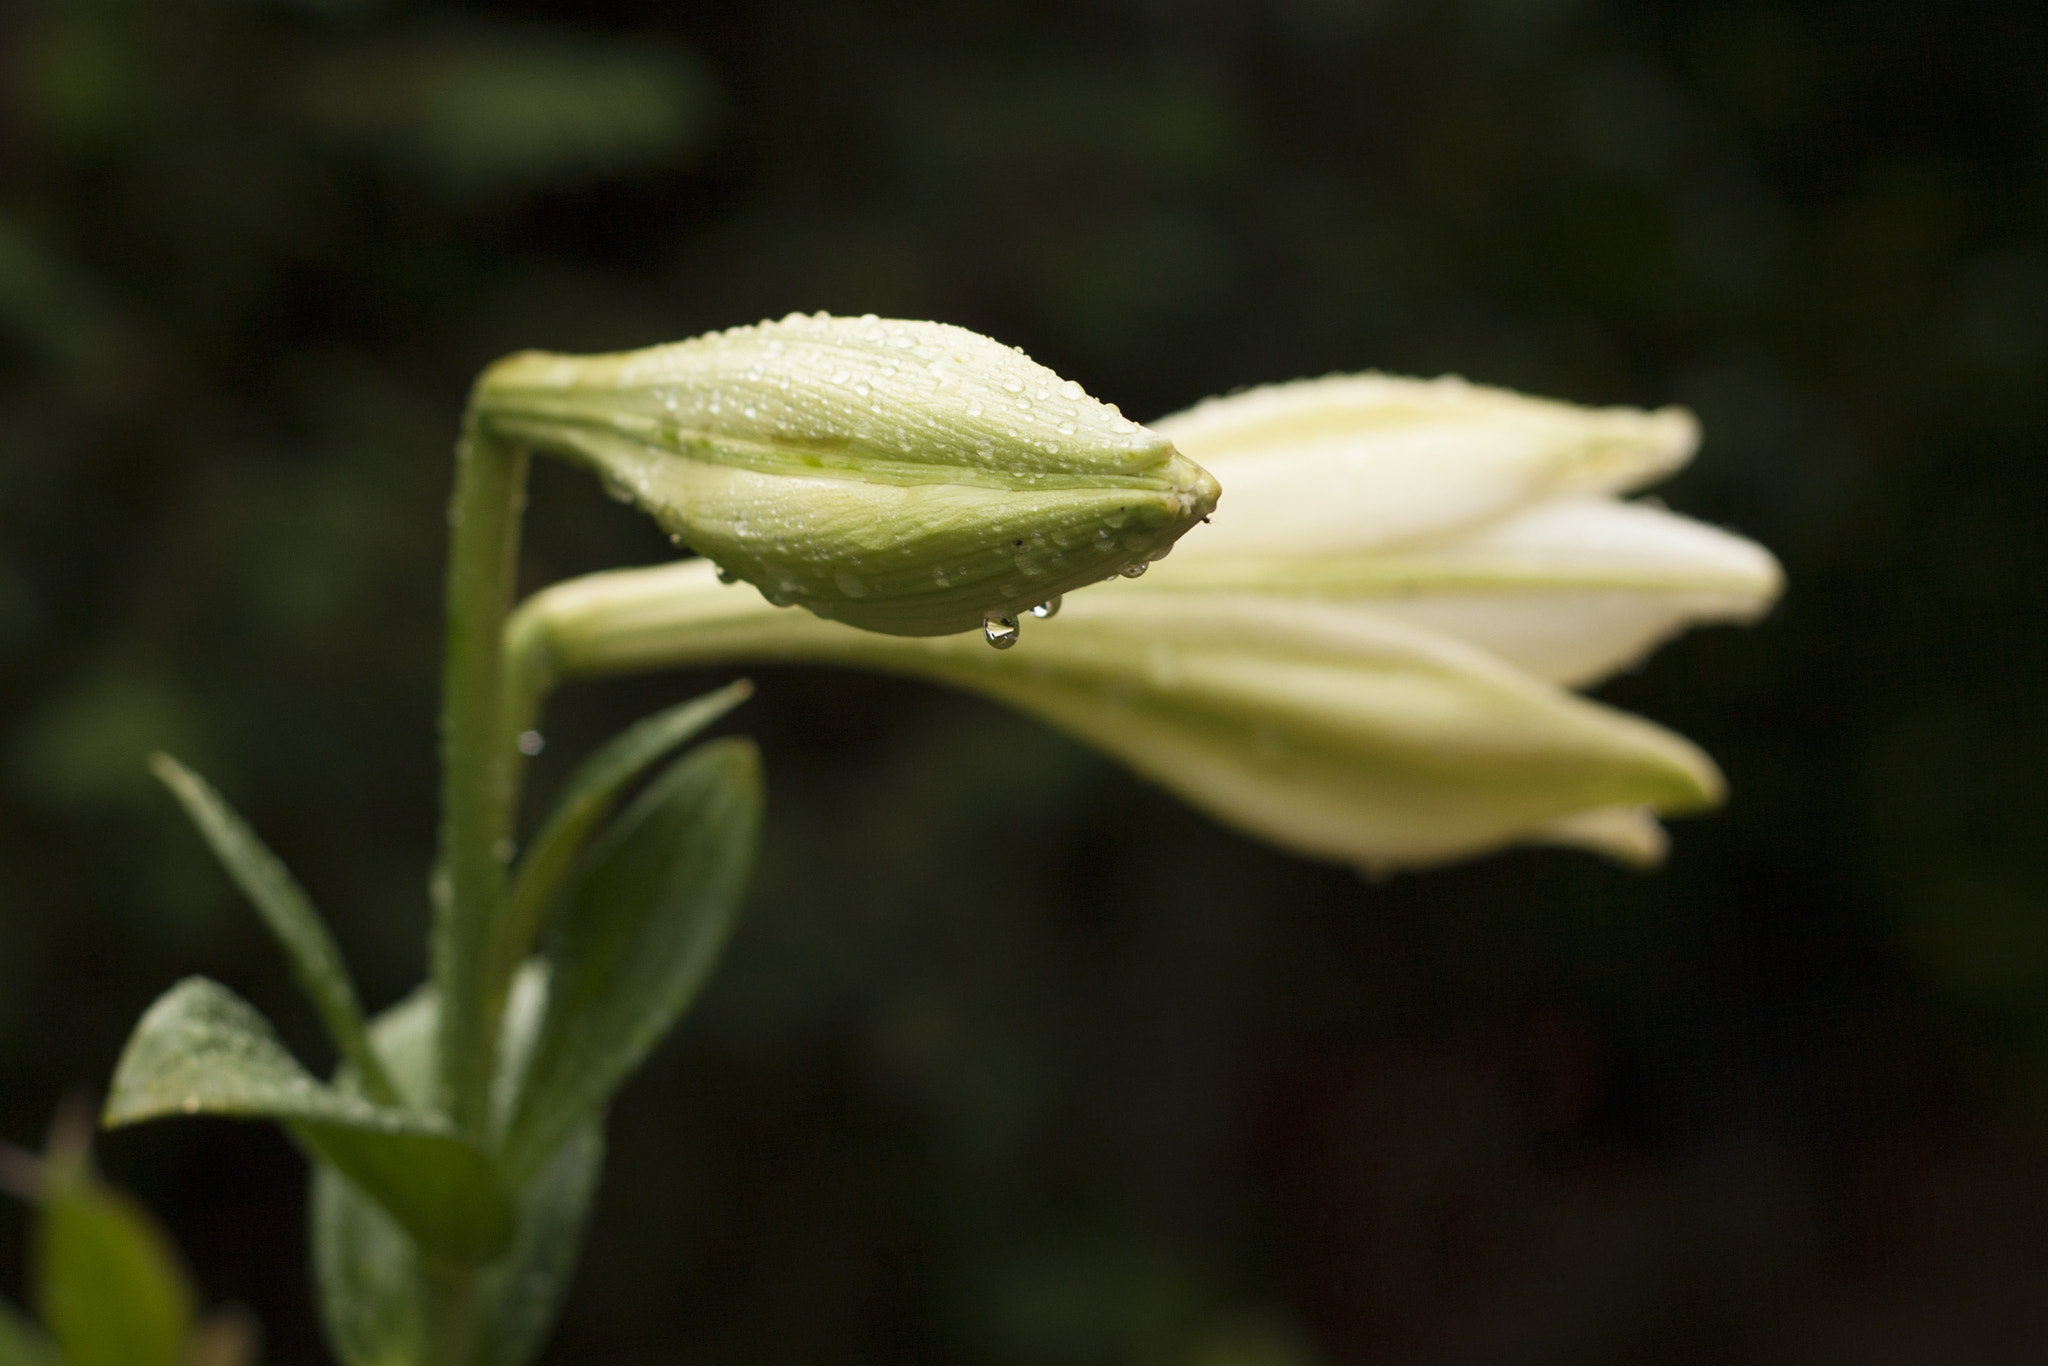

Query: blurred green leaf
[35,1160,194,1366]
[149,752,399,1107]
[296,23,716,193]
[0,1297,62,1366]
[493,681,753,999]
[314,970,603,1366]
[15,12,137,149]
[104,977,515,1267]
[503,738,762,1182]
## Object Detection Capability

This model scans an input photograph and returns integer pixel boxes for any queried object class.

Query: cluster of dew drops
[981,598,1054,649]
[980,555,1149,649]
[687,311,1153,465]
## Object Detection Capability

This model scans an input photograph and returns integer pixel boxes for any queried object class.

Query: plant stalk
[424,408,532,1363]
[433,410,529,1141]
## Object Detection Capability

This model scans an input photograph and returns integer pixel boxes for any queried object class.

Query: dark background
[3,0,2046,1361]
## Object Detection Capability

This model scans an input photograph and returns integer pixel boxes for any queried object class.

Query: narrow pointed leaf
[148,753,399,1107]
[0,1299,61,1366]
[105,978,515,1266]
[504,738,761,1182]
[34,1163,194,1366]
[488,681,752,1000]
[314,972,604,1366]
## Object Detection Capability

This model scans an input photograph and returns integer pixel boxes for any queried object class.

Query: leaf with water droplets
[146,754,399,1107]
[501,739,761,1184]
[104,978,516,1267]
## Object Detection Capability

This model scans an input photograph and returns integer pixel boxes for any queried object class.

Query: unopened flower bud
[474,313,1220,636]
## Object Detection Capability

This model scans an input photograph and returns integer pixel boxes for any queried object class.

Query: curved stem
[434,411,529,1139]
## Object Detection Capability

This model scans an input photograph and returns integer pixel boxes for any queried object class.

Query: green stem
[468,618,557,1061]
[433,410,529,1138]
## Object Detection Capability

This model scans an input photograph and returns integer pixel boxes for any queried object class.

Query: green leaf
[489,681,752,1000]
[309,991,433,1366]
[316,1128,603,1366]
[314,971,604,1366]
[474,1124,602,1366]
[0,1297,61,1366]
[34,1161,193,1366]
[148,752,400,1107]
[104,977,515,1267]
[502,738,761,1182]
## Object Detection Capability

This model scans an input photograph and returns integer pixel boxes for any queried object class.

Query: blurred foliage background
[2,0,2045,1361]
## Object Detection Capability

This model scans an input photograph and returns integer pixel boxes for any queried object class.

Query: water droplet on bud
[1119,562,1150,579]
[715,565,739,584]
[1029,596,1062,619]
[983,611,1021,649]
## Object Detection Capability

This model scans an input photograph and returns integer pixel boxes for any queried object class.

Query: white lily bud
[475,313,1219,636]
[507,560,1724,873]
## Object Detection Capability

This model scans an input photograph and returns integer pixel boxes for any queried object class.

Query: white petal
[1137,497,1783,687]
[1527,805,1670,866]
[1153,374,1697,557]
[1336,498,1784,686]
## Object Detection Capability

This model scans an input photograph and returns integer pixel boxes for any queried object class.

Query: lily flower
[506,372,1781,873]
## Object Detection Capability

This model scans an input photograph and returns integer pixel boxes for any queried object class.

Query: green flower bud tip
[475,312,1221,636]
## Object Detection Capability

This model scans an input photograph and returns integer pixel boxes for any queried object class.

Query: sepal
[104,978,516,1267]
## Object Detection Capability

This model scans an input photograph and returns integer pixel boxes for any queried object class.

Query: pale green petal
[1141,497,1784,687]
[1154,373,1696,557]
[1527,805,1670,867]
[510,562,1724,873]
[477,314,1218,636]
